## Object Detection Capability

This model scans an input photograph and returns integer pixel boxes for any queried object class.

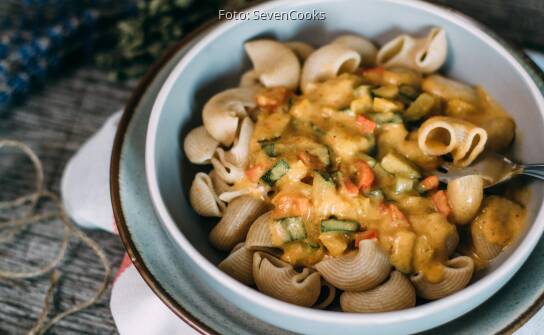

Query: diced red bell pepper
[359,66,384,83]
[355,230,378,247]
[354,160,375,191]
[380,203,410,227]
[256,87,290,108]
[356,115,377,134]
[420,175,440,192]
[274,194,310,217]
[343,179,359,197]
[432,190,452,217]
[245,164,264,182]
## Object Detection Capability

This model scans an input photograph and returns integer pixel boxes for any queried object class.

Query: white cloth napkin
[61,52,544,335]
[62,111,120,231]
[61,111,198,335]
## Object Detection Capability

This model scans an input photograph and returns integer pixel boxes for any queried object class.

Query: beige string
[0,140,112,335]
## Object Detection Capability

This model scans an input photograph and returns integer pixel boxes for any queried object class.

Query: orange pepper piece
[432,190,452,217]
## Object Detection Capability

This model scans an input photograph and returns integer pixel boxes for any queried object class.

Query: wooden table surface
[0,1,543,334]
[0,66,134,335]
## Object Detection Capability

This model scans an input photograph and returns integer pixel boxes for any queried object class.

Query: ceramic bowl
[145,0,544,334]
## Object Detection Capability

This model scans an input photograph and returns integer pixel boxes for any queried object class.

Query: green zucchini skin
[259,138,279,157]
[274,217,307,242]
[261,159,290,185]
[260,141,277,157]
[398,85,420,101]
[416,181,429,194]
[283,217,307,240]
[366,112,403,125]
[320,219,360,233]
[380,152,421,179]
[394,176,415,194]
[367,188,384,201]
[404,93,437,121]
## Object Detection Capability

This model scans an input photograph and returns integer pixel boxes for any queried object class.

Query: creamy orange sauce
[473,196,525,247]
[459,188,528,271]
[445,87,515,152]
[238,70,527,283]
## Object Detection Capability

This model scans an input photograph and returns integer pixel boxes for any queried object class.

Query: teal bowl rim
[111,21,220,335]
[111,1,544,334]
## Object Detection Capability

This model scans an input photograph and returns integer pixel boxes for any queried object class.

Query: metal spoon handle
[521,164,544,180]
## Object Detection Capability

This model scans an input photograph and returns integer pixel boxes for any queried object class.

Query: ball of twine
[0,139,112,335]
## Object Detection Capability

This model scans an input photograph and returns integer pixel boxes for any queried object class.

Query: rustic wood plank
[0,64,133,335]
[0,2,542,334]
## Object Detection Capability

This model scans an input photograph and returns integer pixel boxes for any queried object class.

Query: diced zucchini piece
[262,143,276,157]
[367,112,403,125]
[270,220,292,244]
[404,93,437,121]
[387,114,403,124]
[354,85,373,98]
[313,170,336,192]
[259,140,277,157]
[380,152,421,179]
[367,189,384,201]
[308,145,330,166]
[351,97,373,114]
[286,160,309,181]
[320,219,360,233]
[373,97,402,113]
[394,176,415,193]
[416,181,430,194]
[365,133,376,152]
[271,217,307,243]
[358,153,377,168]
[351,86,373,114]
[261,159,290,185]
[306,241,321,249]
[319,232,349,256]
[398,85,420,101]
[371,85,399,99]
[280,217,307,241]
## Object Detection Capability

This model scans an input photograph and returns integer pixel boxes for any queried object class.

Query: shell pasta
[183,28,527,312]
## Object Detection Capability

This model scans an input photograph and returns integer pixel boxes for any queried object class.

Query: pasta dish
[182,28,527,312]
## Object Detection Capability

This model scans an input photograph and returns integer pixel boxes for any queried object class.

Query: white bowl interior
[146,0,544,333]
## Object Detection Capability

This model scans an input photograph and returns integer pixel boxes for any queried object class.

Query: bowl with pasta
[145,0,544,334]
